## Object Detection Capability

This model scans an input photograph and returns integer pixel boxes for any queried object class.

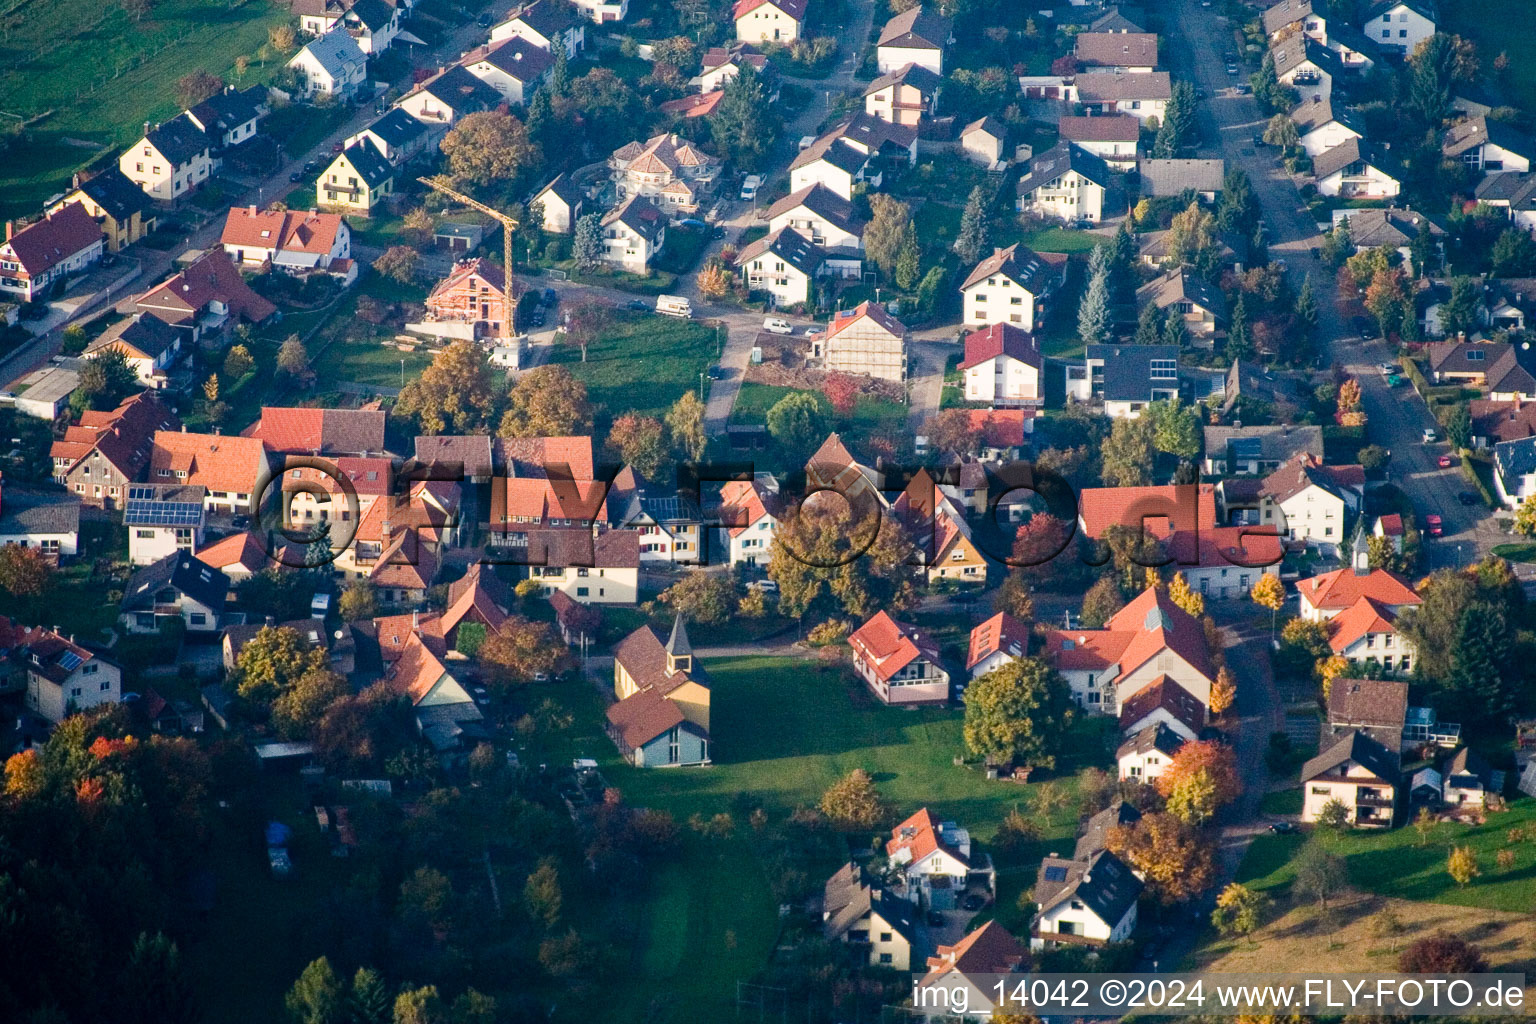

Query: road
[1165,0,1496,569]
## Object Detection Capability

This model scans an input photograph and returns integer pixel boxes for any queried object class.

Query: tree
[1447,843,1480,886]
[1365,266,1408,337]
[962,658,1074,769]
[1262,113,1300,149]
[821,371,860,415]
[223,344,255,381]
[1409,33,1478,124]
[286,957,344,1024]
[1321,217,1354,269]
[524,856,563,928]
[819,768,888,828]
[1315,797,1351,829]
[1492,226,1536,277]
[895,232,920,290]
[396,339,496,434]
[1133,301,1162,345]
[709,64,777,165]
[1224,293,1252,361]
[865,194,914,280]
[0,544,53,600]
[338,580,377,622]
[955,185,991,264]
[393,986,446,1024]
[479,616,570,687]
[450,991,497,1024]
[1515,494,1536,537]
[77,349,139,411]
[1370,906,1406,952]
[349,968,392,1024]
[373,245,419,285]
[1157,740,1241,824]
[440,112,539,189]
[1293,838,1347,908]
[666,391,707,462]
[1164,202,1216,270]
[765,391,827,461]
[272,668,349,738]
[236,625,328,703]
[1211,883,1269,940]
[572,212,603,273]
[402,206,435,244]
[121,0,156,21]
[1081,576,1125,628]
[122,931,197,1024]
[1440,275,1480,338]
[660,573,736,625]
[1078,244,1111,346]
[608,414,670,478]
[1398,932,1488,973]
[1011,512,1071,575]
[1148,397,1199,458]
[1209,666,1236,716]
[1153,81,1197,157]
[1107,811,1218,904]
[269,23,296,51]
[1445,402,1472,450]
[1100,415,1155,486]
[1218,168,1259,236]
[556,299,609,363]
[175,71,224,110]
[696,261,731,300]
[1251,573,1285,638]
[277,336,309,377]
[1167,573,1205,618]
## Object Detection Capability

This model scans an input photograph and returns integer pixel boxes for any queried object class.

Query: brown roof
[2,202,101,276]
[1328,677,1408,730]
[959,242,1068,293]
[1073,31,1158,67]
[522,528,638,568]
[135,250,277,325]
[1118,674,1207,735]
[414,434,494,478]
[825,299,906,341]
[1471,399,1536,443]
[612,620,706,698]
[49,392,179,481]
[606,684,688,748]
[243,407,385,454]
[922,920,1025,981]
[957,322,1041,371]
[1058,114,1141,143]
[150,431,268,495]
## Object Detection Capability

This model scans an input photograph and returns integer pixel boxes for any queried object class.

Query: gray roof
[1263,0,1315,35]
[1090,5,1146,32]
[73,167,155,223]
[1443,115,1535,161]
[765,184,862,237]
[1016,141,1113,197]
[1115,721,1185,761]
[188,85,267,137]
[734,227,825,277]
[144,113,210,166]
[601,194,666,244]
[1363,0,1437,22]
[536,171,584,208]
[1313,137,1368,180]
[0,487,80,538]
[364,107,428,150]
[1476,170,1536,210]
[1076,71,1171,103]
[878,5,952,49]
[1035,849,1142,927]
[296,28,366,80]
[1137,268,1227,319]
[822,861,917,944]
[865,61,942,96]
[1338,207,1440,248]
[338,137,394,189]
[505,0,579,37]
[1074,800,1141,861]
[1204,424,1324,466]
[1495,435,1536,485]
[1139,158,1225,197]
[122,483,208,526]
[90,312,180,361]
[347,0,394,31]
[418,65,503,112]
[1301,729,1400,784]
[122,551,231,612]
[1084,343,1180,402]
[1270,37,1337,79]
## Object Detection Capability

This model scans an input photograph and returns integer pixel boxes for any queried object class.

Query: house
[0,480,80,559]
[344,107,432,167]
[118,114,211,203]
[957,323,1043,407]
[1031,849,1141,949]
[607,468,702,564]
[3,621,120,724]
[124,484,206,566]
[1271,36,1337,100]
[292,0,350,37]
[877,6,951,75]
[1256,453,1364,553]
[1014,142,1112,224]
[341,0,401,54]
[1203,425,1324,477]
[609,133,720,214]
[822,862,917,969]
[848,611,949,706]
[658,88,724,120]
[1066,344,1180,417]
[887,808,993,908]
[733,0,805,44]
[1362,0,1437,54]
[1301,729,1399,827]
[691,44,772,95]
[491,0,585,58]
[1290,96,1364,157]
[1075,71,1171,121]
[1091,5,1147,33]
[1494,435,1536,506]
[0,203,104,301]
[1427,341,1536,398]
[1117,722,1185,782]
[194,531,271,584]
[1476,171,1536,233]
[1333,207,1442,273]
[134,250,278,346]
[572,0,627,23]
[864,63,942,127]
[1296,543,1422,623]
[966,611,1031,681]
[1314,138,1401,199]
[814,300,907,383]
[806,432,889,510]
[532,173,585,234]
[714,477,780,567]
[279,454,392,531]
[186,85,268,158]
[1040,585,1216,713]
[318,139,396,216]
[149,430,270,512]
[1137,268,1226,340]
[735,228,826,308]
[1264,0,1327,41]
[1442,747,1492,807]
[766,184,864,251]
[221,206,351,273]
[388,631,487,753]
[1326,677,1408,751]
[960,243,1068,332]
[1176,524,1284,600]
[918,921,1027,1016]
[464,36,555,106]
[1326,21,1382,70]
[46,168,157,252]
[1373,513,1405,554]
[1058,115,1140,171]
[600,195,667,273]
[422,258,511,339]
[966,408,1033,459]
[608,616,710,766]
[1074,31,1158,72]
[50,392,178,508]
[121,552,229,633]
[1470,399,1536,449]
[522,529,639,604]
[894,476,986,586]
[1327,593,1416,673]
[395,66,503,126]
[243,407,385,455]
[12,367,78,421]
[1076,801,1142,863]
[1118,675,1206,742]
[1138,158,1226,201]
[788,136,877,202]
[1442,115,1534,174]
[960,116,1010,169]
[287,29,368,100]
[85,312,181,387]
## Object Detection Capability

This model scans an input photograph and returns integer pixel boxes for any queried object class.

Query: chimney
[266,615,276,628]
[411,610,420,632]
[4,222,10,242]
[181,423,188,432]
[72,172,80,189]
[144,122,151,137]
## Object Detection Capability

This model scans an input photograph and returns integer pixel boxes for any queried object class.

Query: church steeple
[1351,523,1371,576]
[665,614,693,675]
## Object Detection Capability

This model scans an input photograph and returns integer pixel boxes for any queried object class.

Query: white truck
[740,174,763,201]
[655,295,693,318]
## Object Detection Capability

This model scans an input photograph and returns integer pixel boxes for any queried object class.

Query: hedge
[1460,453,1499,509]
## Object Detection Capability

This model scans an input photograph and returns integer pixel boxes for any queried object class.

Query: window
[879,953,893,964]
[100,680,111,691]
[189,613,207,626]
[879,931,892,942]
[576,586,589,596]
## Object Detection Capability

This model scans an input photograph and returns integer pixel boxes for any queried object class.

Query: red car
[1438,454,1455,468]
[1425,514,1443,537]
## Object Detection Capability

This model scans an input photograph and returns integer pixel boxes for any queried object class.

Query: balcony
[1355,791,1393,808]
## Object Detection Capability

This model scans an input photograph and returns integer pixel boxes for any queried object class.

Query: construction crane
[417,176,519,347]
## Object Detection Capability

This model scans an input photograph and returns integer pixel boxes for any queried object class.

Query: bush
[807,619,849,647]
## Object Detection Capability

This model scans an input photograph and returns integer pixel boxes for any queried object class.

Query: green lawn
[0,0,291,218]
[311,334,434,390]
[1234,832,1307,892]
[1444,0,1536,112]
[553,314,719,419]
[1021,227,1105,254]
[1492,543,1536,563]
[1259,788,1304,816]
[730,382,907,450]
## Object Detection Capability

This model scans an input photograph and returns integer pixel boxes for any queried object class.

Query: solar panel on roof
[1043,865,1068,882]
[124,498,204,526]
[56,650,82,671]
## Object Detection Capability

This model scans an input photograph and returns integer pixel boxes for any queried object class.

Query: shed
[434,222,485,252]
[14,367,80,420]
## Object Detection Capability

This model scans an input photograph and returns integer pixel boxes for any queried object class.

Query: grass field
[1020,227,1105,254]
[0,0,291,218]
[552,314,719,419]
[1444,0,1536,112]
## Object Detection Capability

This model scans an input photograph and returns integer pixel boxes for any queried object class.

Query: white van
[656,295,693,318]
[762,316,793,335]
[740,174,763,201]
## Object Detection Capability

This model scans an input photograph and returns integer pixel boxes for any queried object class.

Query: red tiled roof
[491,476,610,526]
[1176,525,1284,570]
[1327,596,1400,653]
[149,431,267,495]
[1078,483,1217,540]
[849,610,940,683]
[2,202,101,276]
[1298,566,1422,613]
[957,323,1042,371]
[825,300,906,341]
[368,529,440,590]
[494,435,595,479]
[244,407,386,454]
[195,531,271,575]
[966,611,1031,670]
[1108,586,1215,683]
[374,612,445,662]
[1118,674,1206,735]
[886,807,969,866]
[1040,627,1137,671]
[967,409,1032,447]
[135,250,278,325]
[659,90,725,118]
[718,479,775,537]
[923,920,1026,980]
[732,0,806,21]
[49,392,178,480]
[1377,513,1404,537]
[220,206,346,256]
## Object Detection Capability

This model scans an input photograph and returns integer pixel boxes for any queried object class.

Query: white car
[1422,428,1438,443]
[762,317,793,335]
[1378,363,1396,376]
[747,579,778,592]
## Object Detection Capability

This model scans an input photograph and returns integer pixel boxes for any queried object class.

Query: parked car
[289,171,304,183]
[762,316,793,335]
[747,579,778,592]
[1268,821,1297,834]
[962,894,985,912]
[1378,362,1396,376]
[625,299,650,312]
[1422,427,1438,443]
[707,365,725,380]
[476,12,492,26]
[1437,454,1454,468]
[1425,513,1443,537]
[542,287,558,306]
[1459,491,1480,506]
[302,160,320,174]
[1387,374,1404,387]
